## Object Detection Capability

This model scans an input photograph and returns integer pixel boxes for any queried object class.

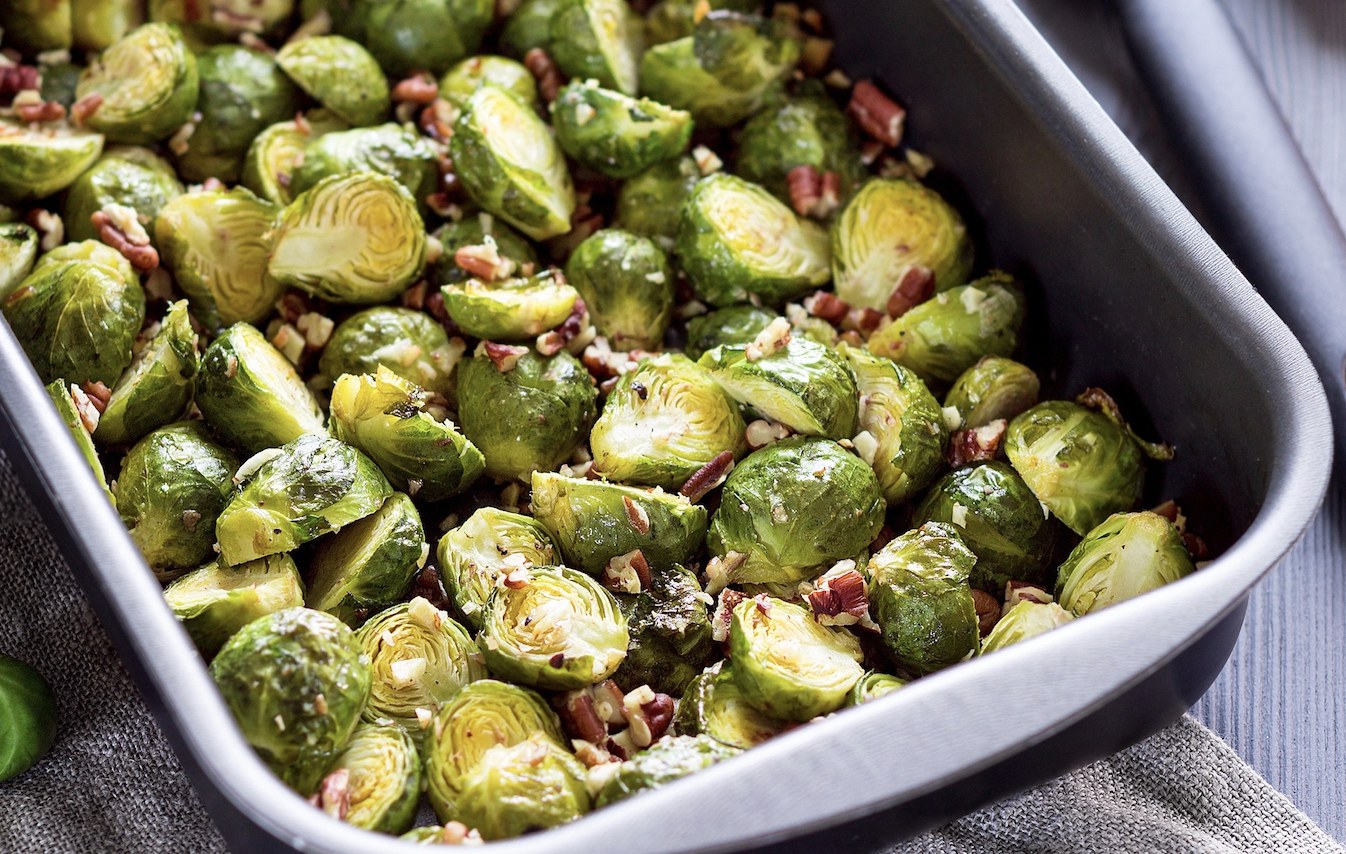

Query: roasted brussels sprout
[552,81,693,179]
[708,437,886,585]
[444,269,579,341]
[867,272,1026,387]
[613,563,715,695]
[215,433,393,565]
[549,0,642,95]
[289,123,438,205]
[210,607,371,796]
[500,0,563,57]
[75,23,199,145]
[683,304,778,361]
[63,146,183,245]
[944,356,1040,431]
[332,0,493,78]
[456,349,598,481]
[0,0,71,55]
[195,323,326,453]
[437,507,557,630]
[276,36,390,127]
[307,493,428,625]
[242,111,349,206]
[38,61,84,108]
[94,299,198,445]
[590,353,746,489]
[675,660,786,748]
[866,522,980,675]
[325,721,422,835]
[594,733,738,807]
[70,0,141,51]
[45,379,114,501]
[980,599,1073,654]
[698,336,857,439]
[564,229,673,349]
[914,462,1057,594]
[155,186,285,330]
[831,178,974,311]
[29,238,136,282]
[450,83,576,240]
[329,368,485,501]
[1056,511,1195,616]
[440,55,538,108]
[0,224,40,301]
[643,0,761,45]
[844,670,906,706]
[117,422,238,579]
[269,172,427,305]
[428,213,539,290]
[0,120,105,204]
[457,734,589,840]
[149,0,294,46]
[319,307,461,400]
[0,654,57,783]
[677,173,830,306]
[613,155,700,247]
[163,554,305,659]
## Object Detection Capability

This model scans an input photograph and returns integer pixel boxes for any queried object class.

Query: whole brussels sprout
[842,344,948,504]
[0,224,40,301]
[677,173,831,307]
[454,733,590,840]
[1056,511,1195,616]
[565,229,673,349]
[914,462,1058,594]
[844,670,907,706]
[195,323,326,453]
[590,353,746,490]
[456,349,598,482]
[215,433,393,565]
[243,111,349,206]
[644,0,761,45]
[0,653,56,784]
[307,492,428,625]
[552,81,693,180]
[675,660,786,748]
[329,368,485,501]
[331,0,493,78]
[731,595,864,720]
[594,733,738,807]
[155,186,285,330]
[698,336,857,439]
[944,356,1040,431]
[71,0,140,51]
[149,0,294,46]
[683,304,778,361]
[318,307,460,401]
[29,238,136,283]
[325,722,422,835]
[443,269,579,341]
[276,36,390,127]
[356,597,487,741]
[831,178,974,312]
[450,84,576,240]
[0,120,105,204]
[479,565,629,690]
[866,522,980,675]
[210,608,371,796]
[75,23,199,145]
[428,212,539,290]
[269,172,427,305]
[116,422,238,578]
[707,437,886,585]
[289,123,438,206]
[45,379,114,502]
[980,599,1073,654]
[437,507,557,630]
[173,46,299,183]
[94,299,198,445]
[613,564,715,695]
[867,271,1026,387]
[530,472,709,574]
[0,0,72,55]
[163,555,305,659]
[613,155,700,247]
[63,146,183,245]
[549,0,642,95]
[440,55,538,108]
[500,0,563,58]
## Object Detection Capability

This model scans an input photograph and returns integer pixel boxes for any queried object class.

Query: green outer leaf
[318,306,459,401]
[289,122,438,205]
[613,564,715,695]
[163,554,305,659]
[1055,511,1195,616]
[594,734,738,807]
[613,155,700,247]
[844,670,907,707]
[564,228,675,350]
[698,336,857,439]
[337,0,493,79]
[429,213,538,290]
[440,55,538,109]
[551,81,692,179]
[548,0,642,95]
[327,721,422,835]
[443,270,579,341]
[943,356,1040,431]
[242,111,350,206]
[63,146,184,245]
[275,35,390,127]
[0,0,72,55]
[307,493,428,625]
[76,23,200,145]
[500,0,564,58]
[674,660,786,749]
[95,298,199,445]
[0,120,104,204]
[683,304,777,361]
[453,733,590,840]
[980,600,1073,654]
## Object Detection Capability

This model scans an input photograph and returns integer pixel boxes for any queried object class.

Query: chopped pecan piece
[680,450,735,502]
[70,93,103,127]
[479,341,528,372]
[455,237,516,281]
[80,380,111,414]
[947,418,1007,467]
[622,686,674,748]
[392,73,439,105]
[622,496,650,534]
[553,689,609,744]
[799,36,834,76]
[524,48,565,103]
[91,210,159,273]
[847,80,906,147]
[885,265,935,317]
[314,768,351,820]
[419,98,457,143]
[0,66,41,105]
[601,549,651,594]
[710,587,747,642]
[806,566,870,627]
[804,290,850,324]
[15,97,65,123]
[1005,581,1053,608]
[1183,532,1209,561]
[400,280,428,310]
[971,589,1001,636]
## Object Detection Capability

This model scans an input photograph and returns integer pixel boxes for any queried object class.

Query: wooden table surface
[1016,0,1346,841]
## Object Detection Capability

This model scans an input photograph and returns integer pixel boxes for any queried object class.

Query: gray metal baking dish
[0,0,1331,850]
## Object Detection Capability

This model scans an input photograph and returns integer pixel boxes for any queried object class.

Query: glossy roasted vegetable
[289,122,438,205]
[275,35,390,127]
[456,733,589,840]
[94,299,197,445]
[549,0,642,94]
[501,0,563,56]
[443,269,578,341]
[944,356,1040,431]
[428,213,538,290]
[324,721,422,835]
[0,224,39,299]
[0,121,104,204]
[333,0,493,78]
[683,304,778,361]
[318,307,461,401]
[643,0,761,45]
[698,336,857,439]
[613,155,700,247]
[551,81,693,179]
[613,564,715,695]
[1055,511,1195,616]
[242,111,349,206]
[0,0,72,55]
[980,599,1073,654]
[437,508,557,630]
[63,146,182,245]
[844,670,906,706]
[440,55,539,108]
[594,733,738,807]
[565,229,674,349]
[675,660,786,748]
[163,555,305,659]
[0,654,57,783]
[75,23,199,145]
[307,493,428,625]
[45,379,114,501]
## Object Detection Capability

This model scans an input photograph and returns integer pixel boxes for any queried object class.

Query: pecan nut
[847,79,906,148]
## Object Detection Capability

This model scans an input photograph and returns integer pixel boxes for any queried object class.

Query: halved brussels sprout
[613,563,715,695]
[269,172,427,305]
[215,433,393,565]
[0,224,39,300]
[242,111,349,206]
[195,323,326,453]
[332,0,493,78]
[45,379,114,501]
[356,597,487,741]
[594,733,738,807]
[155,186,285,330]
[440,55,538,109]
[549,0,642,95]
[698,336,857,439]
[457,733,589,840]
[450,83,576,240]
[289,123,438,206]
[456,349,598,481]
[149,0,293,46]
[844,670,907,706]
[552,81,693,179]
[275,36,390,127]
[980,600,1073,654]
[0,120,105,204]
[867,272,1026,387]
[307,493,427,625]
[326,722,422,835]
[500,0,563,57]
[590,353,746,489]
[428,212,539,290]
[683,304,778,361]
[71,0,140,51]
[75,23,199,145]
[675,660,786,748]
[94,298,198,445]
[63,146,183,245]
[842,344,948,504]
[644,0,761,45]
[163,554,305,659]
[319,307,460,401]
[708,437,886,584]
[565,229,673,349]
[210,607,371,796]
[677,173,831,307]
[531,472,709,574]
[866,522,980,675]
[832,178,974,311]
[944,356,1040,431]
[479,565,629,690]
[1056,511,1195,616]
[437,507,557,630]
[444,269,579,341]
[613,155,700,247]
[329,368,485,501]
[0,0,72,55]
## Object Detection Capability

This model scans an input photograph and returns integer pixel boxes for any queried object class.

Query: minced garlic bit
[745,317,792,361]
[959,286,987,313]
[415,707,435,730]
[692,144,723,176]
[389,656,428,686]
[951,503,968,527]
[296,312,335,349]
[102,203,151,246]
[271,322,305,365]
[941,405,963,431]
[407,596,443,630]
[851,430,879,465]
